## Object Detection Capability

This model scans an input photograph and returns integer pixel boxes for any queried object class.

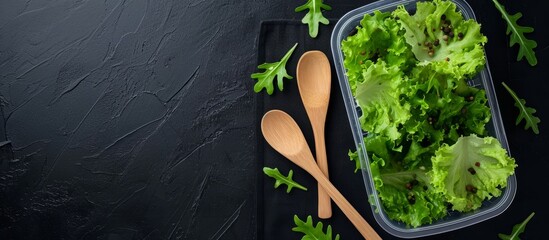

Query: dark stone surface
[0,0,547,239]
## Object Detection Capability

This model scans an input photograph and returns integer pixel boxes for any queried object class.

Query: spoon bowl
[261,110,309,160]
[261,110,316,173]
[297,51,331,108]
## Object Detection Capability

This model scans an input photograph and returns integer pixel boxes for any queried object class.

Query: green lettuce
[342,11,414,93]
[430,135,516,212]
[398,64,490,169]
[342,0,514,227]
[370,154,447,227]
[355,61,410,140]
[393,0,487,78]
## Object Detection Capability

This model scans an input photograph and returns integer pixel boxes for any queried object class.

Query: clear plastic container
[330,0,516,238]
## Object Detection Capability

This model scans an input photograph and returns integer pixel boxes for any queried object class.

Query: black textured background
[0,0,547,239]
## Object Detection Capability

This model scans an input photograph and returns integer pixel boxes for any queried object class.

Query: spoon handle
[313,125,332,219]
[307,161,382,240]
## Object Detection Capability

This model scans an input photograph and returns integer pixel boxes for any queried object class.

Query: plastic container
[330,0,516,238]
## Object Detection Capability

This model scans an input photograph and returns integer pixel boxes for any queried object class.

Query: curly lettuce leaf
[295,0,332,38]
[492,0,537,66]
[405,77,490,141]
[502,82,540,134]
[292,215,340,240]
[342,11,414,93]
[398,64,490,168]
[393,0,487,77]
[384,13,416,70]
[370,155,447,227]
[459,90,492,136]
[251,43,297,95]
[364,134,395,160]
[355,61,411,140]
[430,135,516,212]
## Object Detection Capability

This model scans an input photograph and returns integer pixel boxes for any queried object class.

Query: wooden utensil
[297,50,332,219]
[261,110,382,240]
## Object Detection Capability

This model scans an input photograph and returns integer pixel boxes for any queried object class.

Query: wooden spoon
[297,50,332,219]
[261,110,382,240]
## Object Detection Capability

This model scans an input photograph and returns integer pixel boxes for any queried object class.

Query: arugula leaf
[292,215,340,240]
[263,167,307,193]
[251,43,298,95]
[295,0,332,38]
[492,0,537,66]
[498,212,535,240]
[502,82,540,134]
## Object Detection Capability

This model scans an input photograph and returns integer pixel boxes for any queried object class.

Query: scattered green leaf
[492,0,537,66]
[292,215,340,240]
[295,0,332,38]
[251,43,298,95]
[263,167,307,193]
[498,212,535,240]
[502,82,540,134]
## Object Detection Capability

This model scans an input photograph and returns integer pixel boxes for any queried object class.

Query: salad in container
[330,0,517,238]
